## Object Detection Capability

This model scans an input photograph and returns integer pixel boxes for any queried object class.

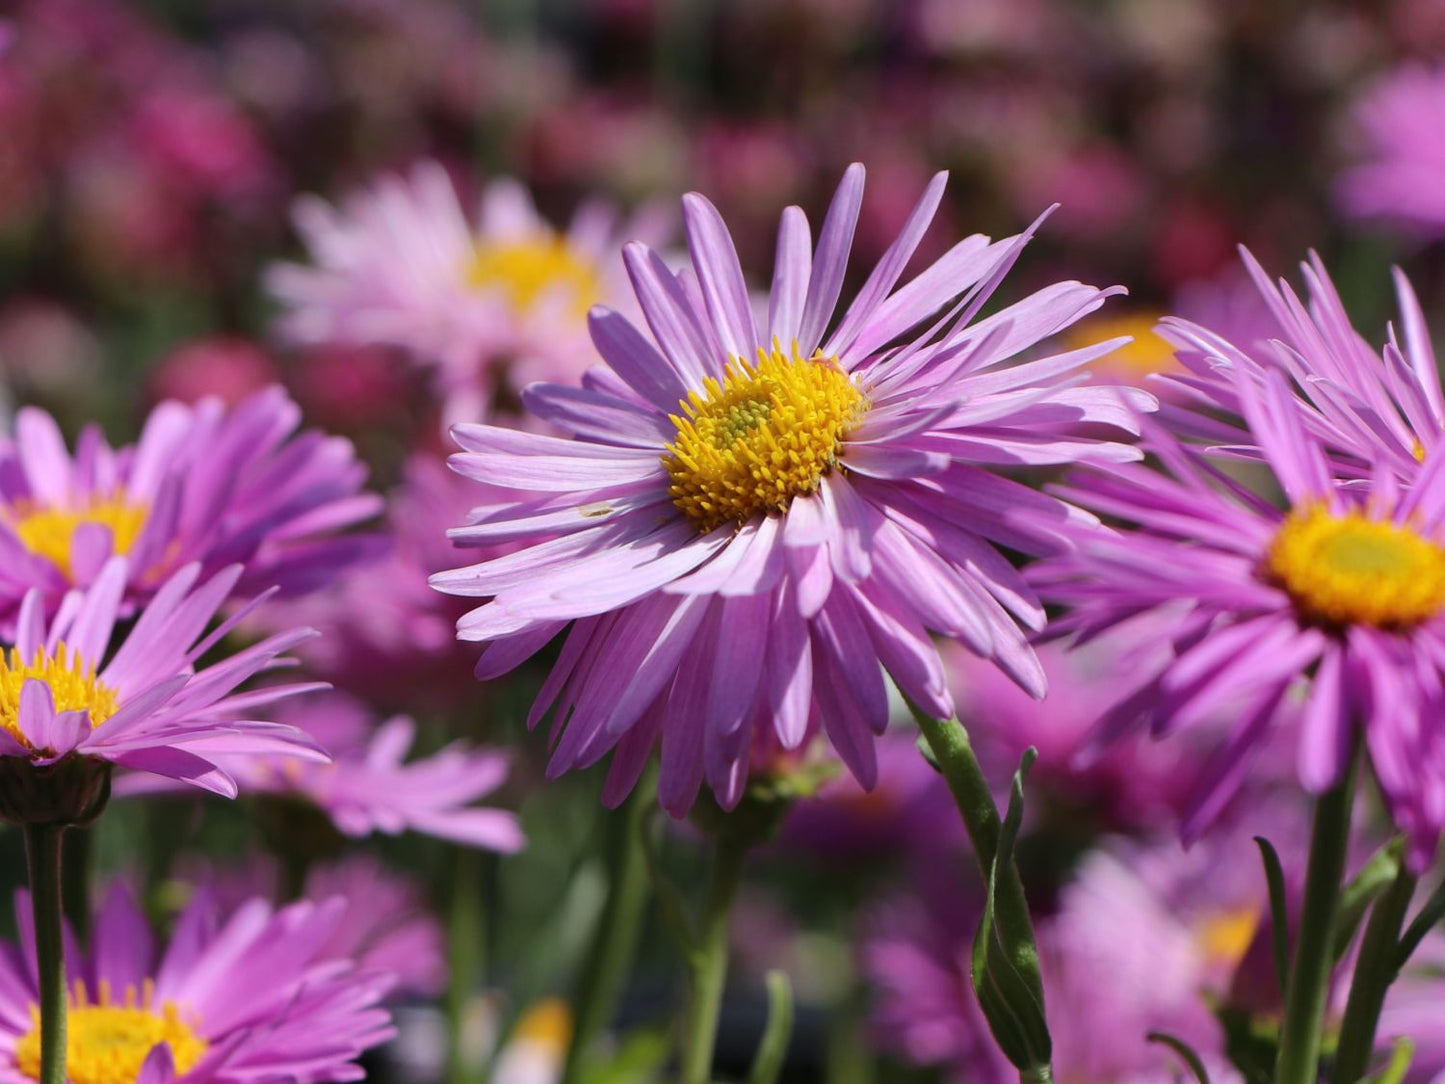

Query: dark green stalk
[24,824,66,1084]
[1275,749,1358,1084]
[560,767,656,1084]
[447,847,487,1084]
[1333,862,1417,1083]
[679,829,747,1084]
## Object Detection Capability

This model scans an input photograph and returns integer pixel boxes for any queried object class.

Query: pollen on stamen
[1264,505,1445,629]
[6,494,148,581]
[662,346,868,533]
[0,642,120,748]
[14,976,209,1084]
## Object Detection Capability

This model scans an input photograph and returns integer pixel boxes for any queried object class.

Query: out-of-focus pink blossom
[149,336,281,407]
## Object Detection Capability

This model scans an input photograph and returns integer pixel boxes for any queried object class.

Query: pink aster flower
[184,853,448,1000]
[1158,251,1445,481]
[0,884,394,1083]
[0,386,382,628]
[1033,364,1445,866]
[1336,64,1445,236]
[0,556,325,823]
[432,163,1149,814]
[266,161,670,423]
[129,692,524,852]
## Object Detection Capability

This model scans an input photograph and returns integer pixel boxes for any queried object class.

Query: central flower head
[663,347,868,532]
[6,495,148,581]
[1265,506,1445,629]
[1195,907,1259,969]
[15,979,207,1084]
[465,235,600,318]
[0,642,118,748]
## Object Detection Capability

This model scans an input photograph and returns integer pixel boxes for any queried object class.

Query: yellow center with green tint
[15,980,208,1084]
[465,236,600,319]
[0,642,118,747]
[663,347,867,532]
[7,496,147,581]
[1265,506,1445,629]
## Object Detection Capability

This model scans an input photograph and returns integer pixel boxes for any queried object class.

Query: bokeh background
[3,1,1444,1081]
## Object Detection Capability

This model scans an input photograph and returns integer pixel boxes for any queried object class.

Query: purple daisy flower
[129,692,524,852]
[0,386,382,627]
[1033,365,1445,866]
[0,884,394,1083]
[1158,251,1445,480]
[266,161,671,424]
[432,164,1149,814]
[1336,63,1445,237]
[0,556,325,821]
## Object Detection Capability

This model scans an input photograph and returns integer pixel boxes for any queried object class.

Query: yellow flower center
[512,998,573,1053]
[663,347,868,532]
[7,496,148,582]
[464,235,600,319]
[0,642,119,748]
[1065,312,1176,378]
[1264,506,1445,629]
[15,979,208,1084]
[1195,907,1259,969]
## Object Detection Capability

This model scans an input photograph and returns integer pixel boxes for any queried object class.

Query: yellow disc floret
[1065,312,1176,379]
[0,642,119,748]
[1195,907,1259,969]
[1264,506,1445,629]
[663,347,868,532]
[465,235,600,319]
[7,495,148,582]
[15,979,208,1084]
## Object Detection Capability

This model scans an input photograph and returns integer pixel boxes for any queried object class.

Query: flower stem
[1332,858,1417,1083]
[24,823,66,1084]
[1275,748,1358,1084]
[560,766,656,1084]
[679,827,748,1084]
[447,847,487,1084]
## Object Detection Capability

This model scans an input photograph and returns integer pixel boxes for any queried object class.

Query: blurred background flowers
[5,1,1445,1082]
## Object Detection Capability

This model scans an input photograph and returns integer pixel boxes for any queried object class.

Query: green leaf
[1253,836,1289,994]
[746,971,794,1084]
[1364,1036,1415,1084]
[1333,839,1402,964]
[970,747,1051,1073]
[1147,1030,1213,1083]
[1395,878,1445,971]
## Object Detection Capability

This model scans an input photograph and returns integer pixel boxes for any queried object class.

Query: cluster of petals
[432,163,1151,814]
[0,885,394,1083]
[266,161,670,422]
[137,692,525,852]
[0,386,382,629]
[0,557,325,793]
[1158,250,1445,481]
[1033,363,1445,866]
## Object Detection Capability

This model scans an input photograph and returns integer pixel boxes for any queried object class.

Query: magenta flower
[1034,366,1445,866]
[0,556,325,820]
[0,884,394,1083]
[1159,251,1445,480]
[266,161,671,423]
[0,386,382,627]
[157,692,524,852]
[432,164,1149,814]
[1336,64,1445,237]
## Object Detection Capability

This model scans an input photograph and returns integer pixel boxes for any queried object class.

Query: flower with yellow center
[14,979,207,1084]
[1195,907,1259,969]
[663,347,868,533]
[6,496,148,582]
[1264,506,1445,630]
[465,236,601,321]
[0,642,119,749]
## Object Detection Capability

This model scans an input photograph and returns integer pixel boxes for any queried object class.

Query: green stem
[60,827,91,946]
[1020,1068,1055,1084]
[1333,860,1417,1083]
[1275,749,1358,1084]
[447,848,487,1084]
[25,824,66,1084]
[679,828,747,1084]
[560,768,656,1084]
[911,711,1042,988]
